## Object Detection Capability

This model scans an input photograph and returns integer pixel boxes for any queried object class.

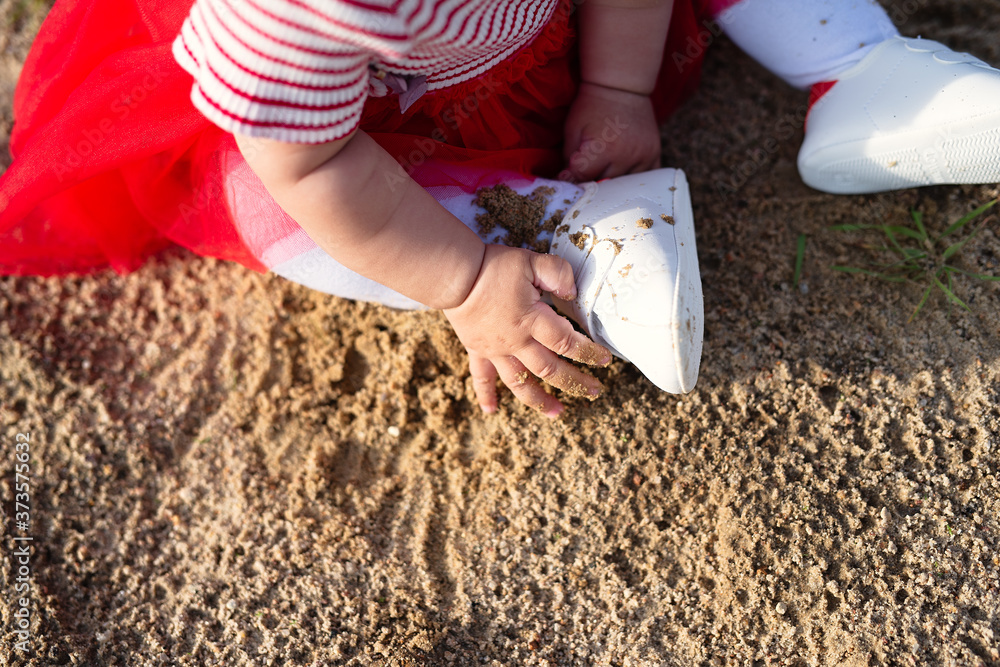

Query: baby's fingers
[527,253,577,301]
[468,352,499,414]
[530,303,612,368]
[518,342,604,401]
[496,356,564,419]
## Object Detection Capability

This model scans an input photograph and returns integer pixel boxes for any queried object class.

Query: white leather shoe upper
[549,169,703,394]
[799,36,1000,194]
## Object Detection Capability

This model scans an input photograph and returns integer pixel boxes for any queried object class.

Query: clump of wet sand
[474,184,563,253]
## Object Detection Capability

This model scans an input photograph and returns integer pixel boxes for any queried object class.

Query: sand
[475,185,562,254]
[2,1,1000,665]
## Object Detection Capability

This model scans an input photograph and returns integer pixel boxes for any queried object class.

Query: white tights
[715,0,899,89]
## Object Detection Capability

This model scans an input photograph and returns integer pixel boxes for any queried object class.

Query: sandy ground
[3,1,1000,665]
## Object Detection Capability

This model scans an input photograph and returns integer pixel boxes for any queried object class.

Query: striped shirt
[172,0,560,143]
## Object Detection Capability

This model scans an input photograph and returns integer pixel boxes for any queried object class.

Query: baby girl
[2,0,999,416]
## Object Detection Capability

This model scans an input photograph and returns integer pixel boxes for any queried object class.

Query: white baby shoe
[799,36,1000,194]
[549,168,703,394]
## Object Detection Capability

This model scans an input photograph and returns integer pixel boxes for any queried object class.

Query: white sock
[716,0,900,89]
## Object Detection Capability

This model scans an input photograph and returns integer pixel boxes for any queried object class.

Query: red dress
[0,0,713,276]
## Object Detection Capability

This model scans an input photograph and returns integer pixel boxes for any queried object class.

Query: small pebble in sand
[880,506,890,523]
[387,426,401,437]
[775,602,788,615]
[226,599,238,610]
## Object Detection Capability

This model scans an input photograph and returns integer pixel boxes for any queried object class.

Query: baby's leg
[709,0,1000,193]
[708,0,899,89]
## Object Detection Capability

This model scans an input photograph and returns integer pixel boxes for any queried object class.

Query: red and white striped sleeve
[173,0,407,144]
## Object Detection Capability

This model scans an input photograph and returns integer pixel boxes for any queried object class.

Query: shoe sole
[799,119,1000,194]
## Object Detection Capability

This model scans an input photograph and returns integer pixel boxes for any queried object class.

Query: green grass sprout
[830,199,998,322]
[793,233,807,290]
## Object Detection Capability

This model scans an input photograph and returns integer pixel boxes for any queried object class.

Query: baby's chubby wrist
[433,239,488,311]
[578,79,654,100]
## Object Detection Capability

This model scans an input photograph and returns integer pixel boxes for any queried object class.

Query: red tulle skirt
[0,0,713,276]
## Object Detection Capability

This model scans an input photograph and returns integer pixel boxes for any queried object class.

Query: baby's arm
[237,131,483,309]
[236,131,610,415]
[563,0,674,181]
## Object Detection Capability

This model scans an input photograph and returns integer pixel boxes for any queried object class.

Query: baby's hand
[443,244,612,417]
[562,82,661,182]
